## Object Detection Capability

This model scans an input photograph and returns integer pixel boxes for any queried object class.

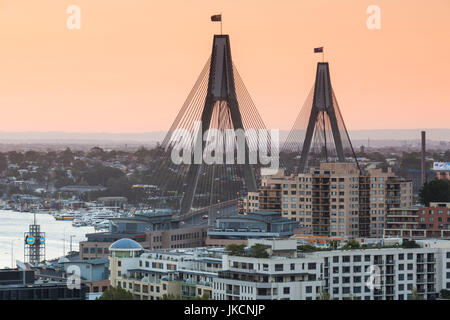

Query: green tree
[316,289,331,300]
[440,289,450,299]
[298,244,320,252]
[84,163,124,186]
[7,151,24,166]
[401,239,420,249]
[342,240,360,250]
[249,244,270,258]
[410,288,423,300]
[419,180,450,206]
[328,240,340,250]
[0,153,7,173]
[24,150,40,163]
[225,244,246,256]
[97,286,134,300]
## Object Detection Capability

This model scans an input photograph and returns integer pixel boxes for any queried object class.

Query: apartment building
[255,163,412,238]
[314,240,450,300]
[384,202,450,238]
[107,238,450,300]
[238,191,259,214]
[211,239,450,301]
[108,238,222,300]
[212,240,323,300]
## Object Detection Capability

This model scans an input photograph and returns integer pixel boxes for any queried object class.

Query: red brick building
[384,202,450,238]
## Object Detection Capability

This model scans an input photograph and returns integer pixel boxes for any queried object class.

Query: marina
[0,209,95,268]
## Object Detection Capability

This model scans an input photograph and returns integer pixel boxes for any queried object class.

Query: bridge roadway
[178,199,239,227]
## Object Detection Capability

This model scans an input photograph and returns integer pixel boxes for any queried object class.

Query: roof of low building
[109,238,143,251]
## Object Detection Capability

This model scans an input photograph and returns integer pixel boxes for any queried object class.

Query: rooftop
[109,238,143,251]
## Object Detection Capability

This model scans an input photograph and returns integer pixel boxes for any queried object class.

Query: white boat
[90,208,118,219]
[93,220,110,230]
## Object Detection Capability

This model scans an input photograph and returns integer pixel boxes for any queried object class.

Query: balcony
[374,259,384,265]
[385,259,395,265]
[225,289,240,295]
[417,268,426,274]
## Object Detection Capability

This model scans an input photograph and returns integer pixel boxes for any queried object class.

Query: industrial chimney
[421,131,426,186]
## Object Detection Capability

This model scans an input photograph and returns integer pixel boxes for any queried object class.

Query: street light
[69,235,76,254]
[10,238,22,268]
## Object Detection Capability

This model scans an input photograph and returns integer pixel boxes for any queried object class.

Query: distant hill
[0,129,448,146]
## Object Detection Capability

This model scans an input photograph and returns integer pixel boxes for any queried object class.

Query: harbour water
[0,210,95,268]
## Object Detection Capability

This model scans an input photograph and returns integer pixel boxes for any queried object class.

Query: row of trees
[225,243,270,258]
[96,286,210,300]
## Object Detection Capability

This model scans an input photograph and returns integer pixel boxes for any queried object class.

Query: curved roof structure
[109,238,143,251]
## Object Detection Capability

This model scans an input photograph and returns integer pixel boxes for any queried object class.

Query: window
[353,266,361,273]
[283,287,290,294]
[275,264,284,271]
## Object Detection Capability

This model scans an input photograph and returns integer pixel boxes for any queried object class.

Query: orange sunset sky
[0,0,448,133]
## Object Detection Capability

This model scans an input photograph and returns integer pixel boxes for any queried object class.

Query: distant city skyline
[0,129,450,144]
[0,1,448,132]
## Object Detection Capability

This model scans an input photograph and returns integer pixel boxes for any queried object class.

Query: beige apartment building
[252,163,412,239]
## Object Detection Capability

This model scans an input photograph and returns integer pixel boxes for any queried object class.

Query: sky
[0,0,448,133]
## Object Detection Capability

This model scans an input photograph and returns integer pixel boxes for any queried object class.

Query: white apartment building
[107,238,450,300]
[212,240,450,301]
[313,241,450,300]
[108,238,223,299]
[212,254,323,300]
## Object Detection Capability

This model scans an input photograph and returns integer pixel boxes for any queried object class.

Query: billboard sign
[433,162,450,171]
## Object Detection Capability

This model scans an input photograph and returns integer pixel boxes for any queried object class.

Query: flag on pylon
[314,47,324,53]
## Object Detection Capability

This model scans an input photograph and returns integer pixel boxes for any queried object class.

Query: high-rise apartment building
[253,163,412,238]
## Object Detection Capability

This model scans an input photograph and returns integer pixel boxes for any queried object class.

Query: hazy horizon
[0,129,449,143]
